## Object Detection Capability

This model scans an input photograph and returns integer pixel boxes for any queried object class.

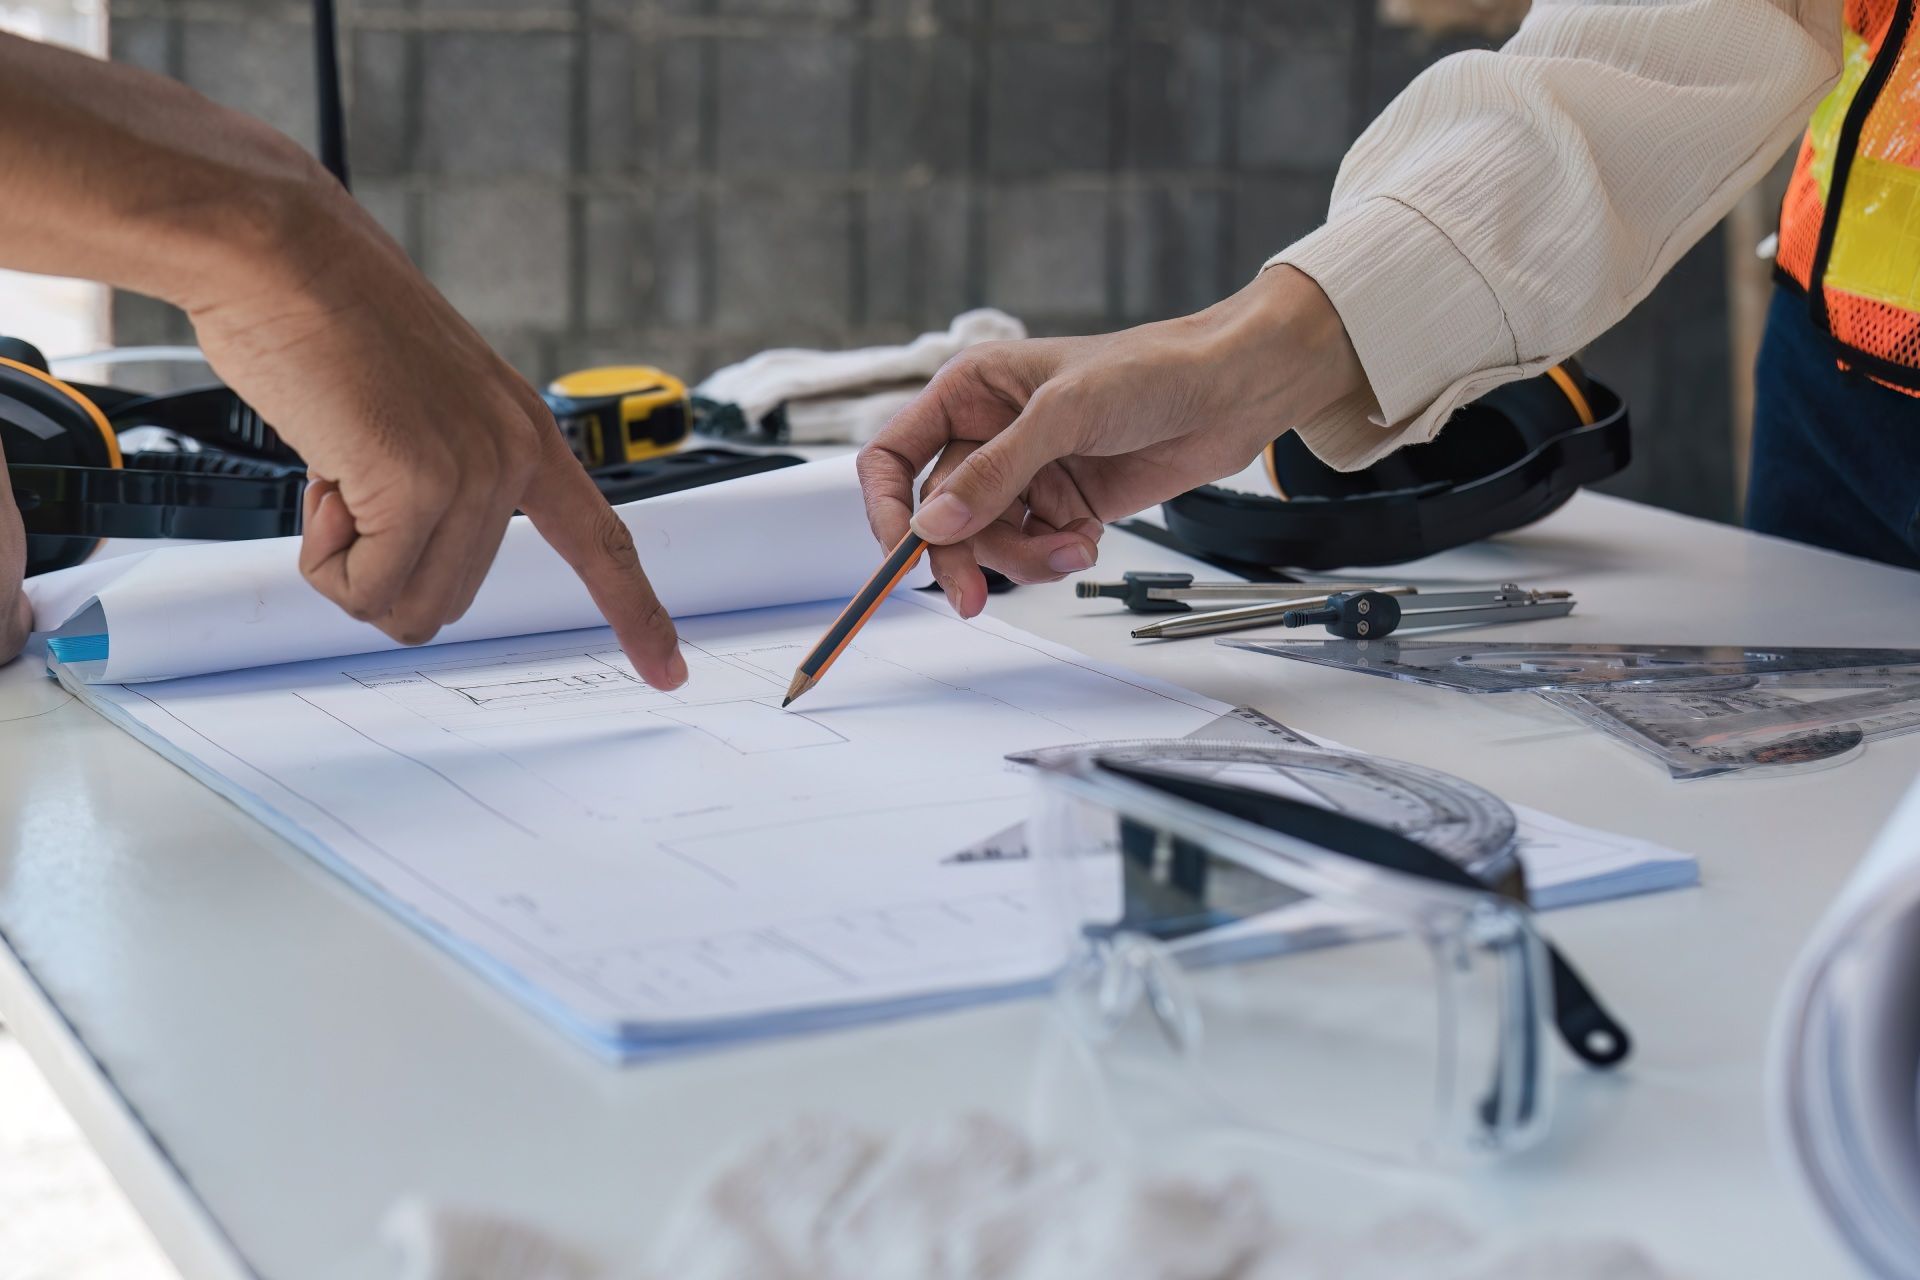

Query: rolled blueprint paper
[1772,773,1920,1277]
[27,455,929,684]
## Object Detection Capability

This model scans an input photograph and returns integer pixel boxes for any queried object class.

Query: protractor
[1013,739,1519,893]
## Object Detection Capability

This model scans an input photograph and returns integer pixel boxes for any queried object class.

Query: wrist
[1199,265,1366,428]
[146,158,372,322]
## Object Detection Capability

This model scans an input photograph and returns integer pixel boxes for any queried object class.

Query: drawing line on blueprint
[651,699,850,754]
[117,685,641,1015]
[713,634,1089,739]
[757,927,861,983]
[893,589,1225,714]
[290,691,539,837]
[564,891,1038,1008]
[351,634,1074,752]
[843,646,1083,737]
[654,793,1025,891]
[350,639,790,732]
[437,651,636,707]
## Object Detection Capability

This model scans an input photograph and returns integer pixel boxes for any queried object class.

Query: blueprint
[60,595,1226,1057]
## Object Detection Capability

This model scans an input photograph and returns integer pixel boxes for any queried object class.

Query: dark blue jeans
[1748,285,1920,569]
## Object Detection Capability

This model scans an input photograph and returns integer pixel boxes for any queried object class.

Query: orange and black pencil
[783,532,927,707]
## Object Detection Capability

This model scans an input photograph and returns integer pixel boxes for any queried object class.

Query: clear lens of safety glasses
[1023,741,1630,1165]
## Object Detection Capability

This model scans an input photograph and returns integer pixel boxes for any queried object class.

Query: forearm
[0,31,349,312]
[1272,0,1842,470]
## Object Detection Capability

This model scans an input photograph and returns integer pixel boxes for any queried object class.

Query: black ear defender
[0,341,308,575]
[1160,361,1630,571]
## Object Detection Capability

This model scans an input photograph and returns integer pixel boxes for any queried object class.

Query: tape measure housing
[545,366,691,470]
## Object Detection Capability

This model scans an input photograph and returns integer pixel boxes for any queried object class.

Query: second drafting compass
[1079,572,1575,641]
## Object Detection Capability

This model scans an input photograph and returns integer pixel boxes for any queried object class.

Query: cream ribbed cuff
[1265,196,1518,472]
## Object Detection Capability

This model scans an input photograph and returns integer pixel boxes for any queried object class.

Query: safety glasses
[1023,741,1630,1164]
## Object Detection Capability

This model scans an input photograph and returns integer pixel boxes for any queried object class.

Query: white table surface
[3,491,1918,1280]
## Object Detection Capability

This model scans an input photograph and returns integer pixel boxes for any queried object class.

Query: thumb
[909,400,1071,546]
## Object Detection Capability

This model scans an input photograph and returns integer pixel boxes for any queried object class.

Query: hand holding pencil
[852,268,1364,618]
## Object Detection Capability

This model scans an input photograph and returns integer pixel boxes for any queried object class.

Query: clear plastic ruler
[1218,641,1920,779]
[1221,640,1920,694]
[1543,666,1920,779]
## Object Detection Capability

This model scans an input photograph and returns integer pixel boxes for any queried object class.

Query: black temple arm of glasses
[1097,760,1631,1069]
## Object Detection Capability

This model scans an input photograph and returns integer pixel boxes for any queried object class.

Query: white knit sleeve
[1268,0,1843,471]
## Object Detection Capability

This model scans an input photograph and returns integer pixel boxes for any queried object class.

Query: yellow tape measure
[543,365,691,470]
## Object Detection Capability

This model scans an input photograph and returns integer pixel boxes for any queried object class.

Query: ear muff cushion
[0,356,121,470]
[1,356,124,575]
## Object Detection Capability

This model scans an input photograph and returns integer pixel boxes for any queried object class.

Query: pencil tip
[780,696,792,708]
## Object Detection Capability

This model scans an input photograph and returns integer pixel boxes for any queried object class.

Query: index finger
[520,436,686,691]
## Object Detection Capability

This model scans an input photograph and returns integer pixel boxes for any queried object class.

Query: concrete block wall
[104,0,1739,521]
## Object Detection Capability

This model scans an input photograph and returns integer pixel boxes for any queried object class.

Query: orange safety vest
[1777,0,1920,391]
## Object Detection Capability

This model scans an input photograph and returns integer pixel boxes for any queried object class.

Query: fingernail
[912,493,971,542]
[665,649,690,689]
[941,580,962,614]
[1048,544,1096,574]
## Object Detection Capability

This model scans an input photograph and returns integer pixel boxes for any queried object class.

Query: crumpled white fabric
[694,310,1027,444]
[383,1197,592,1280]
[646,1114,1677,1280]
[382,1114,1676,1280]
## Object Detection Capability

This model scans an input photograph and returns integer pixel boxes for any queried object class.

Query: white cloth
[782,384,923,446]
[695,310,1027,442]
[379,1116,1676,1280]
[1269,0,1842,470]
[384,1198,592,1280]
[647,1114,1675,1280]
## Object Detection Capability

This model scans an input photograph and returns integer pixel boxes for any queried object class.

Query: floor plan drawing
[83,595,1229,1056]
[350,643,784,729]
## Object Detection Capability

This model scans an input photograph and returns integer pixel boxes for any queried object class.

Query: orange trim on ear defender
[0,354,122,467]
[1544,364,1596,427]
[1262,439,1288,499]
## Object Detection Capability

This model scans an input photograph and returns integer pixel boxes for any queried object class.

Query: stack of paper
[1509,803,1698,909]
[51,597,1230,1059]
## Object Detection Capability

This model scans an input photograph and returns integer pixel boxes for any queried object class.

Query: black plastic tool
[1282,590,1403,639]
[1279,586,1575,640]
